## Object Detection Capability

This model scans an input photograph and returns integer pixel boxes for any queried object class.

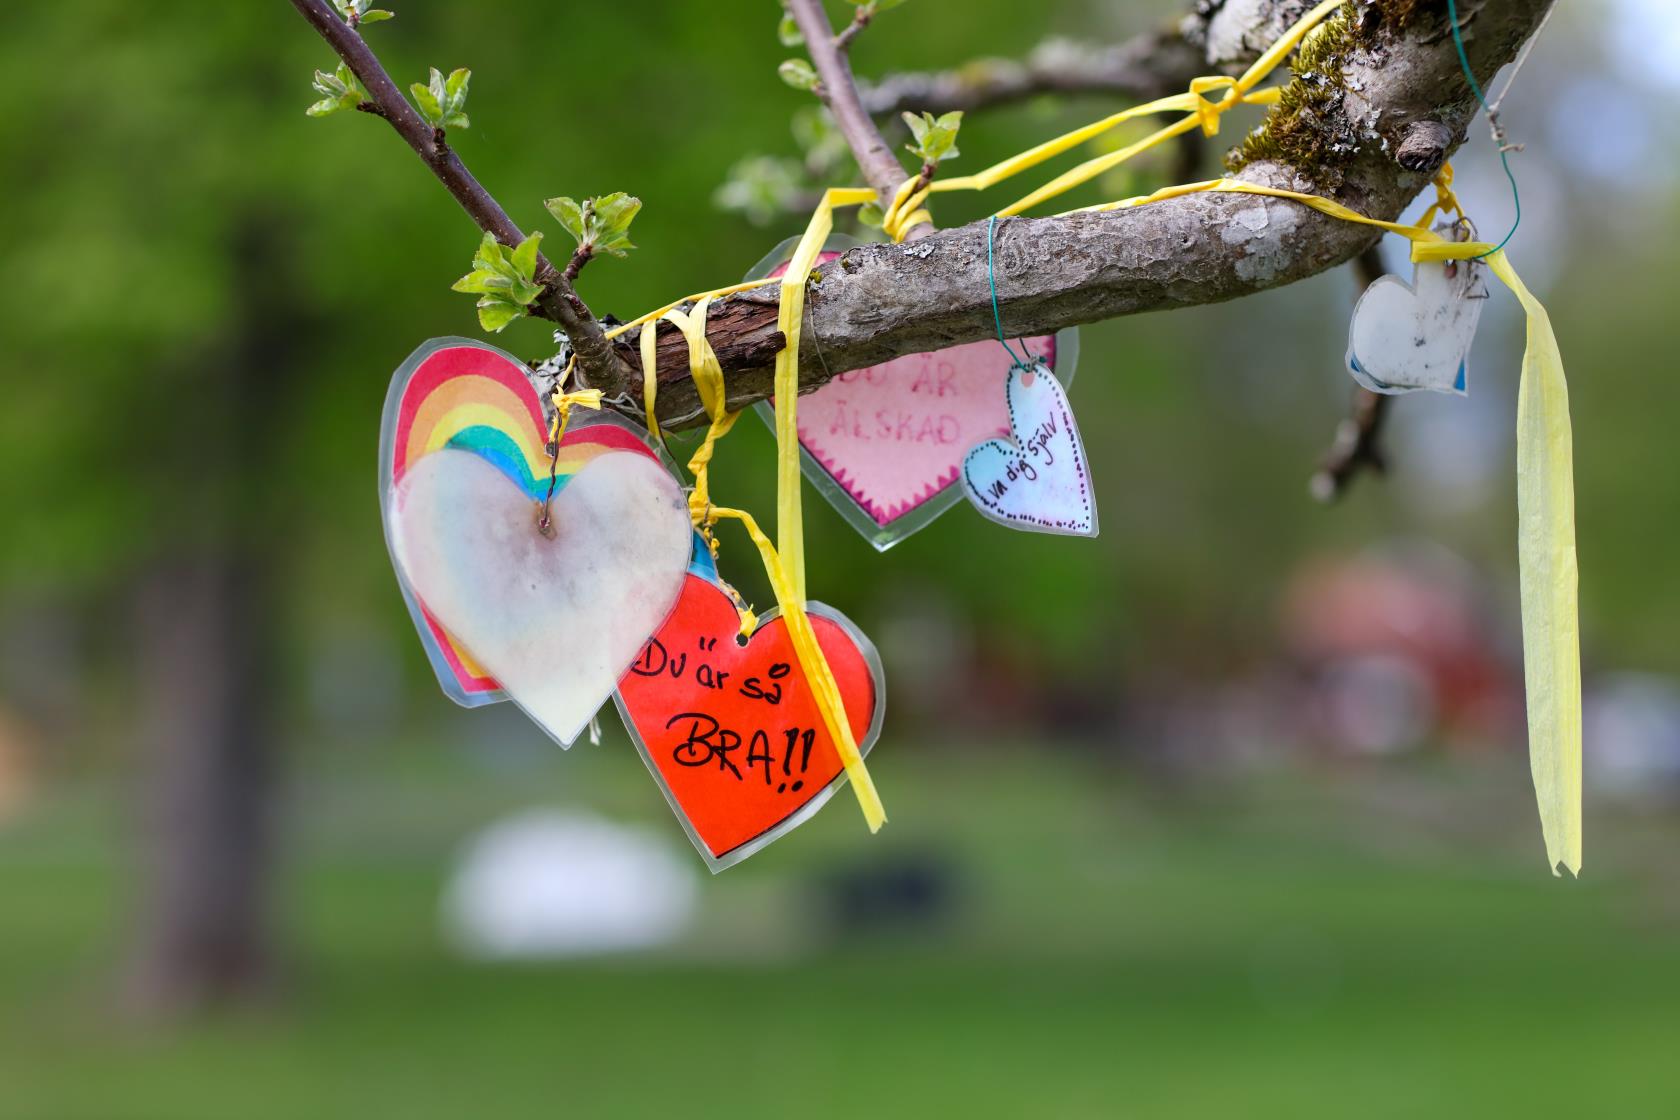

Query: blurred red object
[1280,543,1519,753]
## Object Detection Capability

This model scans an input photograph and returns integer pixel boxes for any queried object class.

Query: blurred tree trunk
[124,217,298,1015]
[127,553,277,1012]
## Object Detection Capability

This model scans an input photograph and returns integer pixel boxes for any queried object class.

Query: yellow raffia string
[641,292,886,833]
[588,0,1577,867]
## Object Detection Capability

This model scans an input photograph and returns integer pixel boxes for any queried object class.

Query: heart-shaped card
[961,358,1098,537]
[615,571,884,871]
[380,337,692,746]
[748,238,1078,550]
[1346,255,1488,395]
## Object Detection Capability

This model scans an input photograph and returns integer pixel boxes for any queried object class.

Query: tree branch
[834,4,872,53]
[1310,246,1393,502]
[614,0,1552,430]
[784,0,925,239]
[285,0,626,386]
[857,25,1206,117]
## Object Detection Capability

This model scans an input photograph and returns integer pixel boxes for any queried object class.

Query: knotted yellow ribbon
[638,293,886,833]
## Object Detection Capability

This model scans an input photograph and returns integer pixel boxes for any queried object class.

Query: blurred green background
[3,1,1679,1116]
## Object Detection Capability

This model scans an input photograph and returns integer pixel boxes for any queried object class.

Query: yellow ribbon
[640,292,886,833]
[1491,249,1581,876]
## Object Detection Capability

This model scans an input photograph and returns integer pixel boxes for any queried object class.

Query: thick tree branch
[784,0,926,239]
[613,0,1552,431]
[286,0,626,385]
[858,26,1206,117]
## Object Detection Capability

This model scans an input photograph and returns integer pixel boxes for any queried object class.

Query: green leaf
[411,81,442,126]
[544,194,640,257]
[902,110,930,146]
[456,230,542,331]
[359,8,394,23]
[450,269,500,295]
[313,70,348,98]
[307,63,365,117]
[470,231,509,273]
[778,58,819,92]
[509,230,542,278]
[592,192,641,235]
[475,296,526,333]
[444,68,470,107]
[544,197,586,241]
[857,202,885,228]
[777,12,804,46]
[871,0,907,11]
[412,66,468,131]
[902,109,961,164]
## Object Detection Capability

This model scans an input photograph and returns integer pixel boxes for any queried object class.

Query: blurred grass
[2,742,1678,1119]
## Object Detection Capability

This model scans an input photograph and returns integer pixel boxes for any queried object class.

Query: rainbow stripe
[383,340,665,702]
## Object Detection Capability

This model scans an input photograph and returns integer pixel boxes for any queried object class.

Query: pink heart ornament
[747,238,1077,550]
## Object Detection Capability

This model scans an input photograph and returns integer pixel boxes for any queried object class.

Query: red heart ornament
[615,573,884,870]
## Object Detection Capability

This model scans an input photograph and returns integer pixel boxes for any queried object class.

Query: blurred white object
[1584,674,1680,800]
[443,810,698,959]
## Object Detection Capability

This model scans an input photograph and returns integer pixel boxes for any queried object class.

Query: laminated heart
[961,359,1098,537]
[615,573,883,870]
[380,338,692,744]
[753,249,1072,550]
[1346,256,1488,395]
[391,449,691,747]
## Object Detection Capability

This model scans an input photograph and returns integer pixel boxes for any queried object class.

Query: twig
[285,0,626,387]
[834,5,872,53]
[784,0,928,240]
[561,245,593,286]
[1310,246,1393,503]
[858,27,1205,117]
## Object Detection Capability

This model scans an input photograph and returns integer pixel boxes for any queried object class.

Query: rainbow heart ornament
[380,338,691,745]
[615,571,883,870]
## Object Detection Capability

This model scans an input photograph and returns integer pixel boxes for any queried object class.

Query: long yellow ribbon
[640,293,886,833]
[1490,250,1581,876]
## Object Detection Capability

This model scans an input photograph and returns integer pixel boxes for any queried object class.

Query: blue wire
[987,216,1031,367]
[1446,0,1522,258]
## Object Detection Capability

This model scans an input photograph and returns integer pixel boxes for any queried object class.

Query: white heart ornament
[961,360,1098,537]
[389,448,691,747]
[1346,256,1488,395]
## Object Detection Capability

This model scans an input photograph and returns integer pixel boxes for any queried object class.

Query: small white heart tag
[1346,257,1488,395]
[390,448,691,747]
[960,360,1098,537]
